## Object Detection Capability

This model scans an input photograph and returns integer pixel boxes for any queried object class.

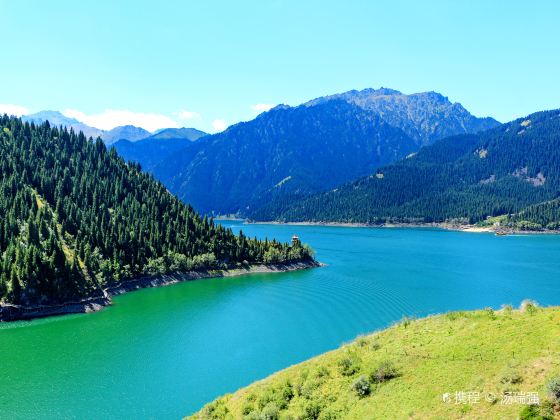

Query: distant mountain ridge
[22,111,104,139]
[150,127,207,141]
[257,109,560,230]
[20,110,205,145]
[306,88,500,146]
[102,125,152,145]
[147,88,500,216]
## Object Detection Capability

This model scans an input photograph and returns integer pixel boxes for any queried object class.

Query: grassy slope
[190,307,560,419]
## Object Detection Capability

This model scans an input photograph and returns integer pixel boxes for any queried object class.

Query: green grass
[189,306,560,419]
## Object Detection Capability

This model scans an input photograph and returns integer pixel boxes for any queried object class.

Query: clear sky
[1,0,559,132]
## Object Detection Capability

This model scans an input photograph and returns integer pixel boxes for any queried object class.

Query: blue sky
[1,0,559,132]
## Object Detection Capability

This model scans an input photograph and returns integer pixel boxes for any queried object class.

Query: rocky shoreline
[0,260,321,322]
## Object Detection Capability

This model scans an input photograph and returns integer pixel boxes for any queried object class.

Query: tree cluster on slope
[0,116,313,306]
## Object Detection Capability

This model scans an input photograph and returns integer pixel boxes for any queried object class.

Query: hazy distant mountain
[102,125,151,145]
[150,127,207,141]
[112,127,207,171]
[261,109,560,228]
[152,100,417,215]
[22,111,104,139]
[113,137,197,172]
[306,88,500,146]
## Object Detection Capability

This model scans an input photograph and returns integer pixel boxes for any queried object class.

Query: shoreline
[242,219,560,235]
[0,260,321,322]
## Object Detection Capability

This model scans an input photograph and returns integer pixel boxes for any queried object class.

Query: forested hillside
[258,110,560,228]
[0,116,313,308]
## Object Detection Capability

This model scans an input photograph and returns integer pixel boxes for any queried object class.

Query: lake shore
[242,219,559,235]
[0,259,322,322]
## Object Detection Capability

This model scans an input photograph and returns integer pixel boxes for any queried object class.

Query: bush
[501,304,513,315]
[520,299,539,315]
[484,307,496,319]
[400,316,413,328]
[302,401,322,420]
[261,402,279,420]
[547,376,560,402]
[351,375,371,397]
[338,357,360,376]
[281,381,294,402]
[501,368,523,385]
[355,336,368,347]
[370,361,399,383]
[519,403,554,420]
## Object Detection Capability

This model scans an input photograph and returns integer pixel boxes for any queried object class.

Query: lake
[1,222,560,418]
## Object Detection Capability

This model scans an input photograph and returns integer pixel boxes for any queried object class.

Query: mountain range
[146,88,499,216]
[21,110,206,146]
[18,88,508,223]
[258,109,560,229]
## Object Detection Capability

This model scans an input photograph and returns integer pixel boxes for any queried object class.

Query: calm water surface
[1,222,560,418]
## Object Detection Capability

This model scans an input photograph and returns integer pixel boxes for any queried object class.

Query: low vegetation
[190,305,560,419]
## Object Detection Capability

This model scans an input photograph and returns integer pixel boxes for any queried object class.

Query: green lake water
[1,222,560,418]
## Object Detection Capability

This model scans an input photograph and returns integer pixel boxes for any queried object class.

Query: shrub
[519,403,554,420]
[355,335,368,347]
[501,304,513,315]
[243,411,260,420]
[241,402,254,416]
[547,376,560,403]
[351,375,371,397]
[520,299,539,315]
[370,360,399,383]
[281,381,294,402]
[261,402,279,420]
[400,316,413,328]
[370,340,381,351]
[199,399,229,419]
[315,366,329,378]
[302,401,322,420]
[501,368,523,385]
[484,307,496,319]
[338,357,360,376]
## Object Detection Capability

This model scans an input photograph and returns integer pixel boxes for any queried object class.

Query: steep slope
[191,306,560,420]
[265,110,560,226]
[0,116,314,313]
[306,88,500,146]
[101,125,151,145]
[22,110,103,139]
[153,101,418,215]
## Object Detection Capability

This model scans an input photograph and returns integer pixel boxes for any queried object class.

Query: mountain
[101,125,151,145]
[0,116,313,312]
[261,109,560,229]
[152,100,418,215]
[113,137,196,172]
[306,88,500,146]
[148,88,499,217]
[112,127,208,171]
[150,127,207,141]
[22,110,104,139]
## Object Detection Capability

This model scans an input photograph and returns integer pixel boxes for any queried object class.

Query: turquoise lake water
[1,222,560,418]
